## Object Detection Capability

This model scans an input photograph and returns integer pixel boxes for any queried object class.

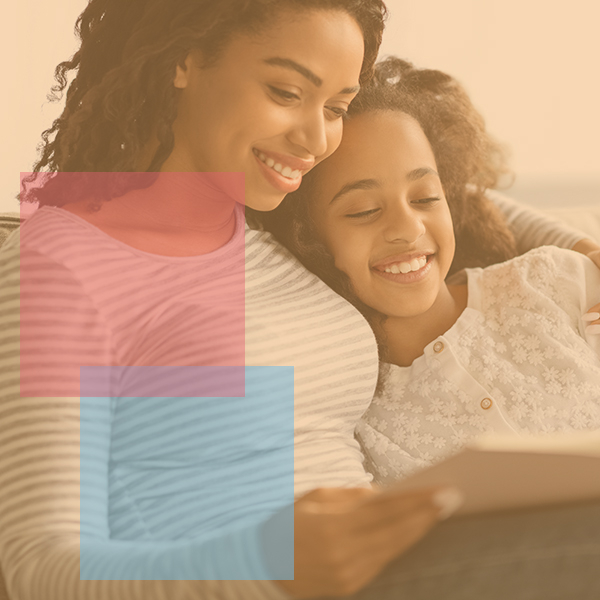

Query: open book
[389,431,600,516]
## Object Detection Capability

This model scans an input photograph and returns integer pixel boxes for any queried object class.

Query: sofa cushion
[0,214,21,248]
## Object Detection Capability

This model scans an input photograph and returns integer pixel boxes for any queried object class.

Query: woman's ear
[173,53,197,89]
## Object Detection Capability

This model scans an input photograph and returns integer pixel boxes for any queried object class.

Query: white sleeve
[487,190,588,254]
[531,247,600,356]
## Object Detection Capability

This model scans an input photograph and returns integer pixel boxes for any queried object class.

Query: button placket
[433,341,517,433]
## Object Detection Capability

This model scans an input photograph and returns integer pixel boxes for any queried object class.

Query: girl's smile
[309,110,458,322]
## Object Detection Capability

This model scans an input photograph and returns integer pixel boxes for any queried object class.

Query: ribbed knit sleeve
[488,190,588,254]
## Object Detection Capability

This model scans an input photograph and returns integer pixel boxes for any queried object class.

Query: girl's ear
[174,53,198,89]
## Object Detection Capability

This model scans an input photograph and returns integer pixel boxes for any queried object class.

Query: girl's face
[168,9,364,211]
[309,111,456,319]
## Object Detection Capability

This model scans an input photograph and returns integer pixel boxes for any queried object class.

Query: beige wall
[5,0,599,213]
[380,0,600,205]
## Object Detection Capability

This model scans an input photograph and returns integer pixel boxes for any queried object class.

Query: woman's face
[309,111,456,319]
[168,9,364,211]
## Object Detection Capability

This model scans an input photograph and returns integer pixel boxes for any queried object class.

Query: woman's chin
[243,191,287,213]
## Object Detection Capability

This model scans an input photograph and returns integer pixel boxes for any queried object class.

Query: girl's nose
[383,204,426,244]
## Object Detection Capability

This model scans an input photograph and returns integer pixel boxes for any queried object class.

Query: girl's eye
[326,106,349,120]
[346,208,380,219]
[268,86,300,102]
[412,196,441,205]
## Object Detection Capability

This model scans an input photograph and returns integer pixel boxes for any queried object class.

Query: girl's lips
[373,255,434,284]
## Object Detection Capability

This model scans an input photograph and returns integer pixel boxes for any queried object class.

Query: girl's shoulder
[476,245,593,288]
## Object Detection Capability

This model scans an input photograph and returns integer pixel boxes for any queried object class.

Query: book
[388,431,600,516]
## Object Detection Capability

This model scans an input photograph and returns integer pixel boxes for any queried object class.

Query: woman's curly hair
[263,56,518,312]
[23,0,387,206]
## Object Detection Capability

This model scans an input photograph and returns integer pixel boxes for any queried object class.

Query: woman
[1,2,599,600]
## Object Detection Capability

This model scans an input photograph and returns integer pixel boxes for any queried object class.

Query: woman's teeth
[256,151,301,180]
[383,256,428,274]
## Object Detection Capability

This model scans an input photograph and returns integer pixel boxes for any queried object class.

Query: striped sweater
[0,205,377,599]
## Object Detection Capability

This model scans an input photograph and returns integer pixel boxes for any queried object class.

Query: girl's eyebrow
[329,167,441,205]
[329,179,379,204]
[263,57,360,94]
[407,167,440,181]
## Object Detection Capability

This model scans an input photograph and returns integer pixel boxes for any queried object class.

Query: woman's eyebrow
[329,179,379,204]
[262,57,360,94]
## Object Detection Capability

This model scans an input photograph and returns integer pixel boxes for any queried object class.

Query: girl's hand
[276,486,463,598]
[572,240,600,334]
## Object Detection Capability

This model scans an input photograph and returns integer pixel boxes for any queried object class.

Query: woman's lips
[252,148,314,194]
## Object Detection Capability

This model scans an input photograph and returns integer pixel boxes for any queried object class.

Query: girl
[269,56,600,485]
[2,0,600,597]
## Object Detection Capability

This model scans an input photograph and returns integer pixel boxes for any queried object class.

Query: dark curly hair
[263,56,518,313]
[23,0,387,207]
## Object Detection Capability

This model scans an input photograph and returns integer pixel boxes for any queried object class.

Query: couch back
[0,214,21,248]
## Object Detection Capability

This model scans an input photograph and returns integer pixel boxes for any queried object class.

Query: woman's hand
[276,486,462,598]
[572,239,600,333]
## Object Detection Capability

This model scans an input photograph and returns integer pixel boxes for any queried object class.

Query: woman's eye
[268,86,300,102]
[346,208,379,219]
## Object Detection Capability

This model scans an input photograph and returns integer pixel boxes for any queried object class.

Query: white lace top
[357,246,600,485]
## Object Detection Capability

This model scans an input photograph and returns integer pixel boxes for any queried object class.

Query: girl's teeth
[259,152,267,161]
[266,157,275,168]
[383,256,428,274]
[273,163,283,173]
[281,166,293,178]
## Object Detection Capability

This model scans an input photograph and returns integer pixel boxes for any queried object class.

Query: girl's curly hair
[24,0,387,207]
[263,56,518,311]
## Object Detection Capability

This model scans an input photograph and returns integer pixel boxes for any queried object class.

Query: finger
[586,249,600,270]
[351,486,462,532]
[583,303,600,331]
[338,506,442,593]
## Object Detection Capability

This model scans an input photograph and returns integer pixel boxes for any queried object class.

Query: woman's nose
[383,205,426,244]
[287,109,330,158]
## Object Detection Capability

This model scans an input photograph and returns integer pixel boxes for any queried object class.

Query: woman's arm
[487,190,598,254]
[0,243,286,600]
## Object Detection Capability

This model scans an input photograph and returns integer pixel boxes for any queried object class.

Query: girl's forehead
[331,111,434,171]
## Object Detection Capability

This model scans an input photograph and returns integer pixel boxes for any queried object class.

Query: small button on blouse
[480,397,493,410]
[433,341,445,353]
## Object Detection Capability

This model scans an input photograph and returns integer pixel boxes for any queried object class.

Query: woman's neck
[379,283,468,367]
[62,172,238,256]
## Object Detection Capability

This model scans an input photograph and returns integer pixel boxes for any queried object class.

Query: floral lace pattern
[357,247,600,485]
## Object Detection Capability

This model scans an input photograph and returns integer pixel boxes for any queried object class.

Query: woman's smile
[252,148,314,193]
[168,10,364,211]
